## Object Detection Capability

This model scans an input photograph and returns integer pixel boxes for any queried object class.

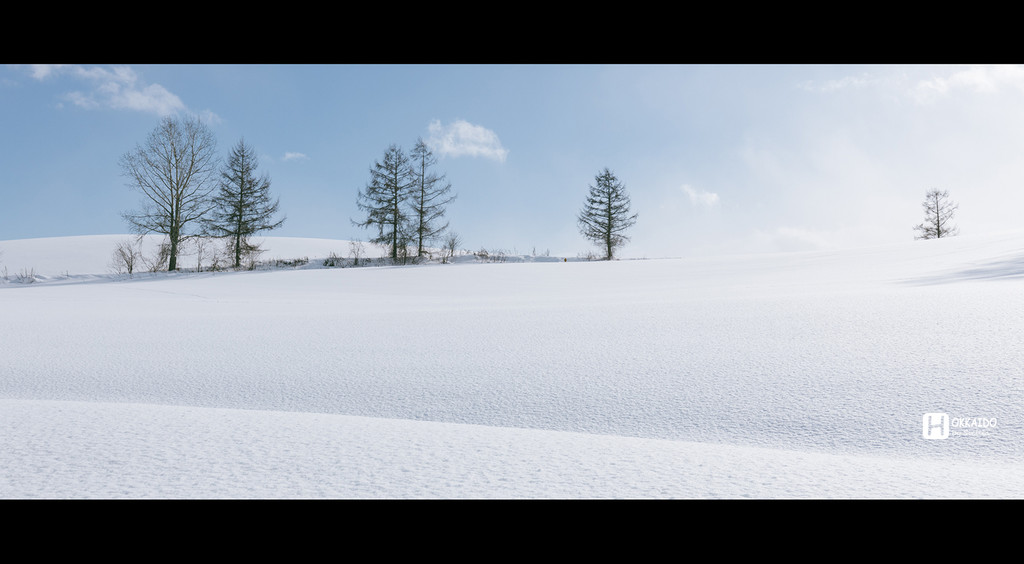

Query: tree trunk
[169,233,179,272]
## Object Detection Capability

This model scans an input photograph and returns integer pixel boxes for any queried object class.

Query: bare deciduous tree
[192,237,211,272]
[349,239,366,267]
[110,238,142,278]
[442,231,461,264]
[914,189,959,240]
[578,168,638,260]
[120,116,219,271]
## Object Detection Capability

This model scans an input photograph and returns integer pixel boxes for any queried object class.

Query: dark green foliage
[208,139,285,268]
[577,168,638,260]
[353,145,417,263]
[409,139,456,258]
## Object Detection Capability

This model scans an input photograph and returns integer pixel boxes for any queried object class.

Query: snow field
[2,232,1023,498]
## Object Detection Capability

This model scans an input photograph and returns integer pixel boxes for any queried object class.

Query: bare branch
[121,116,219,271]
[913,189,959,240]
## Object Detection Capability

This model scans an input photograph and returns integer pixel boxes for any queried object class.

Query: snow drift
[2,232,1022,498]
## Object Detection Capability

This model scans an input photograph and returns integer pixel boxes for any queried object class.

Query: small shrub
[349,240,366,267]
[110,239,142,278]
[271,256,308,268]
[475,247,508,263]
[15,268,37,284]
[323,252,344,267]
[143,239,171,272]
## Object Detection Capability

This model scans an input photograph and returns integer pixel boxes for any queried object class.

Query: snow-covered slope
[2,232,1023,498]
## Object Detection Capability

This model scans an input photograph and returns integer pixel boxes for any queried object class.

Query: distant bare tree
[120,116,219,271]
[349,239,366,266]
[442,231,461,264]
[110,238,142,278]
[193,237,211,272]
[914,189,959,240]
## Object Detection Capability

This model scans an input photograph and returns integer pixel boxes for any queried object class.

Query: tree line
[119,116,648,274]
[117,114,966,275]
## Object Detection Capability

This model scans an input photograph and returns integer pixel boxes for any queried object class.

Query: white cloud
[26,64,189,117]
[195,109,222,126]
[283,152,308,161]
[426,119,508,162]
[910,65,1024,103]
[27,64,69,80]
[110,82,184,115]
[801,65,1024,105]
[681,184,720,207]
[799,73,881,93]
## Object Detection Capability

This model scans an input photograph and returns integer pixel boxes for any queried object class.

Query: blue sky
[3,64,1024,258]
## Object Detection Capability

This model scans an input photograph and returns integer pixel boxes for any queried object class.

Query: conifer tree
[353,144,416,262]
[208,139,285,268]
[578,168,638,260]
[913,189,959,240]
[409,139,456,258]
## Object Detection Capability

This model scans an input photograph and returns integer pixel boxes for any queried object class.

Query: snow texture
[1,233,1023,498]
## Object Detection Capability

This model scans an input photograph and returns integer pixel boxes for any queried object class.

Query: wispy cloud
[800,65,1024,105]
[426,119,508,162]
[283,152,308,161]
[25,64,197,118]
[27,64,69,80]
[799,73,882,93]
[681,185,720,207]
[910,64,1024,103]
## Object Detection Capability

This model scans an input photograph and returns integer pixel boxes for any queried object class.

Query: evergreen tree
[578,168,638,260]
[208,139,285,268]
[353,144,416,262]
[409,139,456,258]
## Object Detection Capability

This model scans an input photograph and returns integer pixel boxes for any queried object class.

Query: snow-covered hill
[2,232,1023,498]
